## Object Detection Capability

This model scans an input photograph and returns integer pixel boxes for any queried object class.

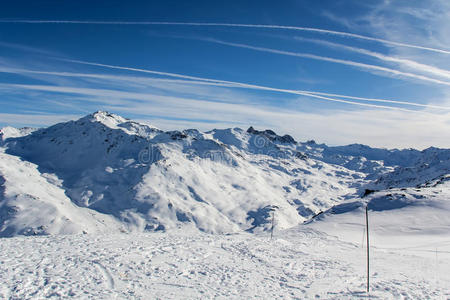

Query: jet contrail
[0,81,418,113]
[293,37,450,80]
[0,66,234,87]
[3,65,449,110]
[305,91,450,110]
[203,38,450,86]
[60,59,441,112]
[1,20,449,55]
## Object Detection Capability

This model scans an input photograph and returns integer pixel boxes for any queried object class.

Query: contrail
[305,91,450,110]
[294,37,450,80]
[1,20,449,55]
[3,65,450,110]
[204,38,450,86]
[0,81,417,113]
[60,59,439,112]
[0,66,232,87]
[62,59,233,84]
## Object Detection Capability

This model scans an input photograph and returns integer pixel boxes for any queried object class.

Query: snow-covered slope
[0,149,124,237]
[2,227,448,299]
[299,141,450,180]
[306,173,450,257]
[0,126,36,146]
[1,111,449,237]
[2,111,449,299]
[369,148,450,189]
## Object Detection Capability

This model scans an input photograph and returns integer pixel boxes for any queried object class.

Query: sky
[0,0,450,149]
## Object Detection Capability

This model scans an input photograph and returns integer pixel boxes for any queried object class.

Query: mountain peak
[0,126,36,143]
[74,111,161,138]
[87,111,128,127]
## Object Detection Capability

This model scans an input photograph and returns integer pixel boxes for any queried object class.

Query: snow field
[0,228,448,299]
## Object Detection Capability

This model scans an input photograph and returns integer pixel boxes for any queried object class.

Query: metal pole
[366,205,370,293]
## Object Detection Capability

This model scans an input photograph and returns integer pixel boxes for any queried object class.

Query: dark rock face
[246,126,258,134]
[278,135,296,144]
[295,152,308,160]
[168,131,188,140]
[247,127,297,144]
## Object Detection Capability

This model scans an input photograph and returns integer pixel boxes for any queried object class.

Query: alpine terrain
[1,111,449,299]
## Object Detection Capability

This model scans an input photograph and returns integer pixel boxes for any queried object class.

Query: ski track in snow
[0,228,448,299]
[93,260,115,290]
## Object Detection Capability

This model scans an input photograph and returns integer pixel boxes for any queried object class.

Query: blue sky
[1,0,450,149]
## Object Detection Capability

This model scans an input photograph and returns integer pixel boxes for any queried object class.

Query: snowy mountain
[0,126,36,145]
[1,111,449,237]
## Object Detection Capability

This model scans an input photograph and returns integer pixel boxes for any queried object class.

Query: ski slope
[0,227,448,299]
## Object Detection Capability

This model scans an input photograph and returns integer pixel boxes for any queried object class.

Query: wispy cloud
[50,60,450,111]
[0,41,60,57]
[0,113,80,127]
[293,37,450,80]
[3,100,450,150]
[303,91,450,110]
[191,38,450,86]
[358,1,450,56]
[1,69,449,149]
[3,65,448,111]
[0,66,236,89]
[270,108,450,149]
[1,20,449,54]
[1,10,450,149]
[0,81,423,113]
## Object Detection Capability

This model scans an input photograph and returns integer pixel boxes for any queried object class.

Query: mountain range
[1,111,449,237]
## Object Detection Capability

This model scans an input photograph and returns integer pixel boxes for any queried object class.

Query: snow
[307,176,450,259]
[0,228,448,299]
[1,111,450,298]
[0,148,124,237]
[0,126,36,145]
[1,112,365,235]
